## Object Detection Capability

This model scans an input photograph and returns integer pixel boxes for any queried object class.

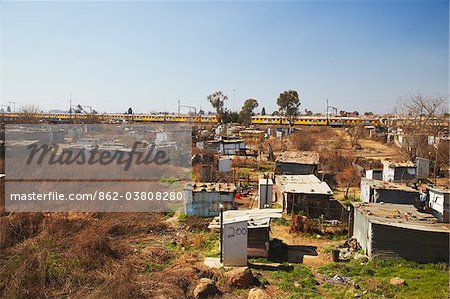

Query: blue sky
[1,1,448,114]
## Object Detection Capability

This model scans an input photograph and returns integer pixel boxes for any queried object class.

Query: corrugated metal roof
[383,160,415,168]
[275,174,332,195]
[283,181,333,195]
[208,208,282,229]
[240,129,265,134]
[352,202,450,233]
[276,174,321,185]
[361,178,419,192]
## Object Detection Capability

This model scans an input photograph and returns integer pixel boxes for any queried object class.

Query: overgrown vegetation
[0,212,218,298]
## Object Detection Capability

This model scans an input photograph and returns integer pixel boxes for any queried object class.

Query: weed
[272,217,289,226]
[144,261,163,273]
[178,212,189,222]
[46,252,63,281]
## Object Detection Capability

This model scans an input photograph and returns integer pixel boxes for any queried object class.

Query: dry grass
[0,213,44,250]
[289,127,335,151]
[0,212,188,298]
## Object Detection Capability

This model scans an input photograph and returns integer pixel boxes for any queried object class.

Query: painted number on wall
[227,227,247,239]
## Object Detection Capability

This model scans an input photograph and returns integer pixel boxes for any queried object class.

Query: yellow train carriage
[201,115,218,123]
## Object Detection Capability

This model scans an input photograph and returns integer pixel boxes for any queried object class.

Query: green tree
[261,107,266,116]
[207,91,228,122]
[239,98,259,124]
[277,90,300,129]
[229,111,239,123]
[221,110,239,123]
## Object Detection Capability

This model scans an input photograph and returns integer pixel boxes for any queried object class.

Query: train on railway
[0,112,381,126]
[250,115,381,126]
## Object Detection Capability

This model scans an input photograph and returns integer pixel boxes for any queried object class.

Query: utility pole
[69,93,72,120]
[177,100,180,115]
[219,203,224,264]
[434,140,439,185]
[233,89,236,112]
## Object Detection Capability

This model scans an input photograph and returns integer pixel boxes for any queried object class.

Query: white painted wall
[360,179,371,202]
[382,162,395,182]
[223,219,248,266]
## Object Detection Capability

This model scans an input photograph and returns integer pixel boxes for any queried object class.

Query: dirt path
[356,139,409,162]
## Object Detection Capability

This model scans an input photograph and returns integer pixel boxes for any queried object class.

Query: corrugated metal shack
[209,209,282,258]
[351,202,449,263]
[220,138,246,155]
[382,161,416,182]
[184,182,237,217]
[428,187,450,222]
[204,138,246,156]
[416,157,430,180]
[239,129,265,142]
[275,175,347,220]
[275,151,319,175]
[360,178,420,205]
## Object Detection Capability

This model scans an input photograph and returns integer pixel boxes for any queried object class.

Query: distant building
[382,161,416,182]
[428,187,450,223]
[219,138,246,155]
[239,129,265,143]
[204,138,246,156]
[360,178,420,205]
[275,151,319,175]
[351,202,449,263]
[275,174,346,220]
[183,182,236,217]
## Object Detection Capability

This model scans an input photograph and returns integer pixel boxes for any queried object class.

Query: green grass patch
[248,257,272,264]
[198,232,220,257]
[270,264,320,298]
[46,252,63,280]
[177,212,189,222]
[143,261,163,273]
[318,258,449,299]
[272,217,289,226]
